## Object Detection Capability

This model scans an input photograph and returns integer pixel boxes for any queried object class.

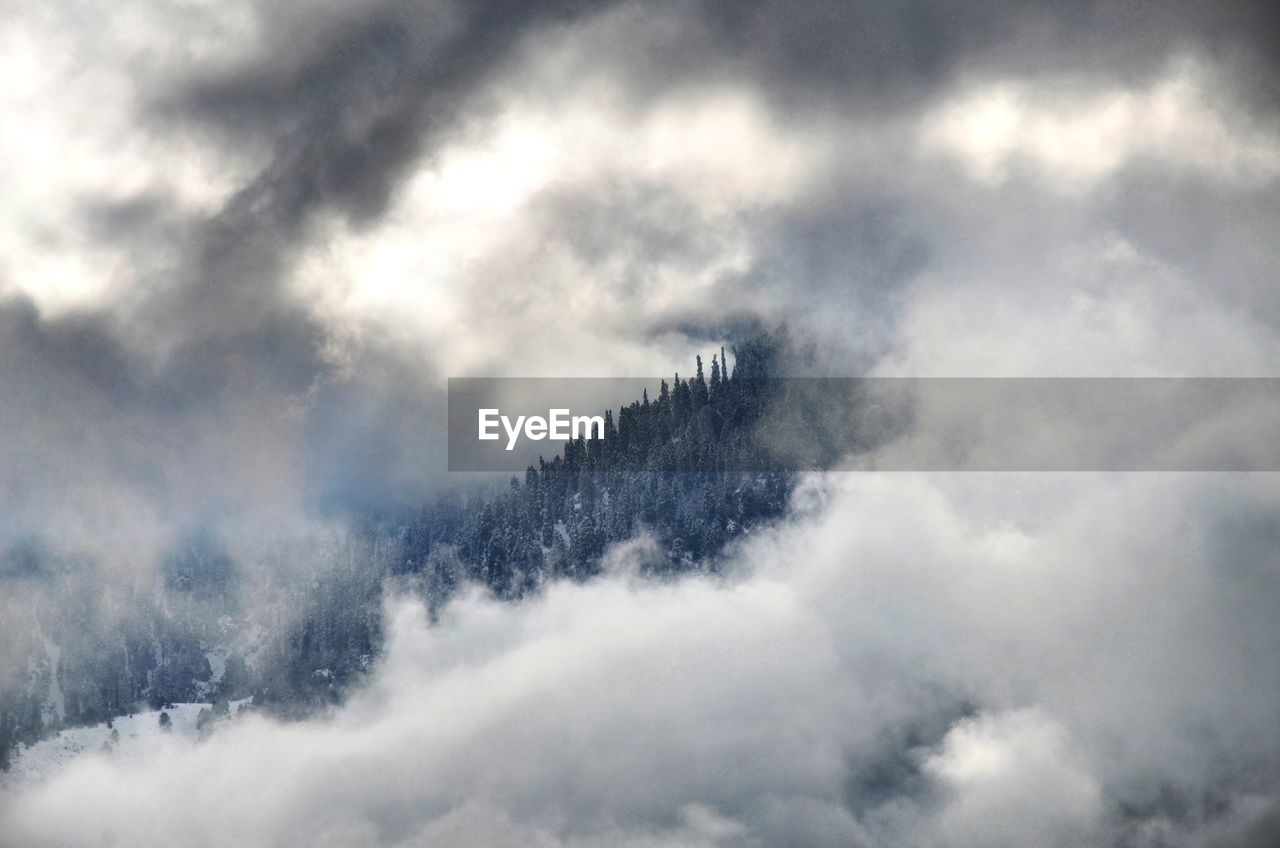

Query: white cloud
[920,59,1280,192]
[0,0,260,313]
[5,472,1279,847]
[291,82,828,377]
[919,710,1102,848]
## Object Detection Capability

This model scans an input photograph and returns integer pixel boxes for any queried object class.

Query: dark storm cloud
[180,0,1278,492]
[542,0,1280,117]
[148,0,615,353]
[0,0,619,545]
[6,0,1277,545]
[162,0,602,226]
[400,1,1271,380]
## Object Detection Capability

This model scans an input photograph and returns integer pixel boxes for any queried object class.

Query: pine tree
[692,355,708,409]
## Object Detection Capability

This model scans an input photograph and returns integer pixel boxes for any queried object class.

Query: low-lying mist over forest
[2,0,1279,846]
[6,474,1280,847]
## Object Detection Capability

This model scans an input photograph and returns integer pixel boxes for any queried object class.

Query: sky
[1,1,1279,845]
[2,0,1278,546]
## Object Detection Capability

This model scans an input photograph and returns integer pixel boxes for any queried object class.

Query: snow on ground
[1,701,250,791]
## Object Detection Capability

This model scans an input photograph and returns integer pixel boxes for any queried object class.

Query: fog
[4,472,1278,847]
[2,0,1279,844]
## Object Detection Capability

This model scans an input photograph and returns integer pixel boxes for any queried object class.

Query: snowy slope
[1,701,248,790]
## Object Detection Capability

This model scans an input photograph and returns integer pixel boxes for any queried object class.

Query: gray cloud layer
[3,0,1279,548]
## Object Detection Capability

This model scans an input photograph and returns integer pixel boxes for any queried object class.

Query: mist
[2,0,1279,845]
[4,472,1279,847]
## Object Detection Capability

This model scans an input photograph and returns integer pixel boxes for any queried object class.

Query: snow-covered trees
[0,338,795,760]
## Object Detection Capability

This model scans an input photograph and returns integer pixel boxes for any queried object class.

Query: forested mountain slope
[1,339,793,767]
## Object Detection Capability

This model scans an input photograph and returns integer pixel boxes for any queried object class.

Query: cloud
[289,81,827,377]
[4,472,1279,847]
[919,58,1280,192]
[2,9,1279,844]
[914,709,1103,847]
[0,0,256,313]
[4,0,1280,553]
[0,0,629,549]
